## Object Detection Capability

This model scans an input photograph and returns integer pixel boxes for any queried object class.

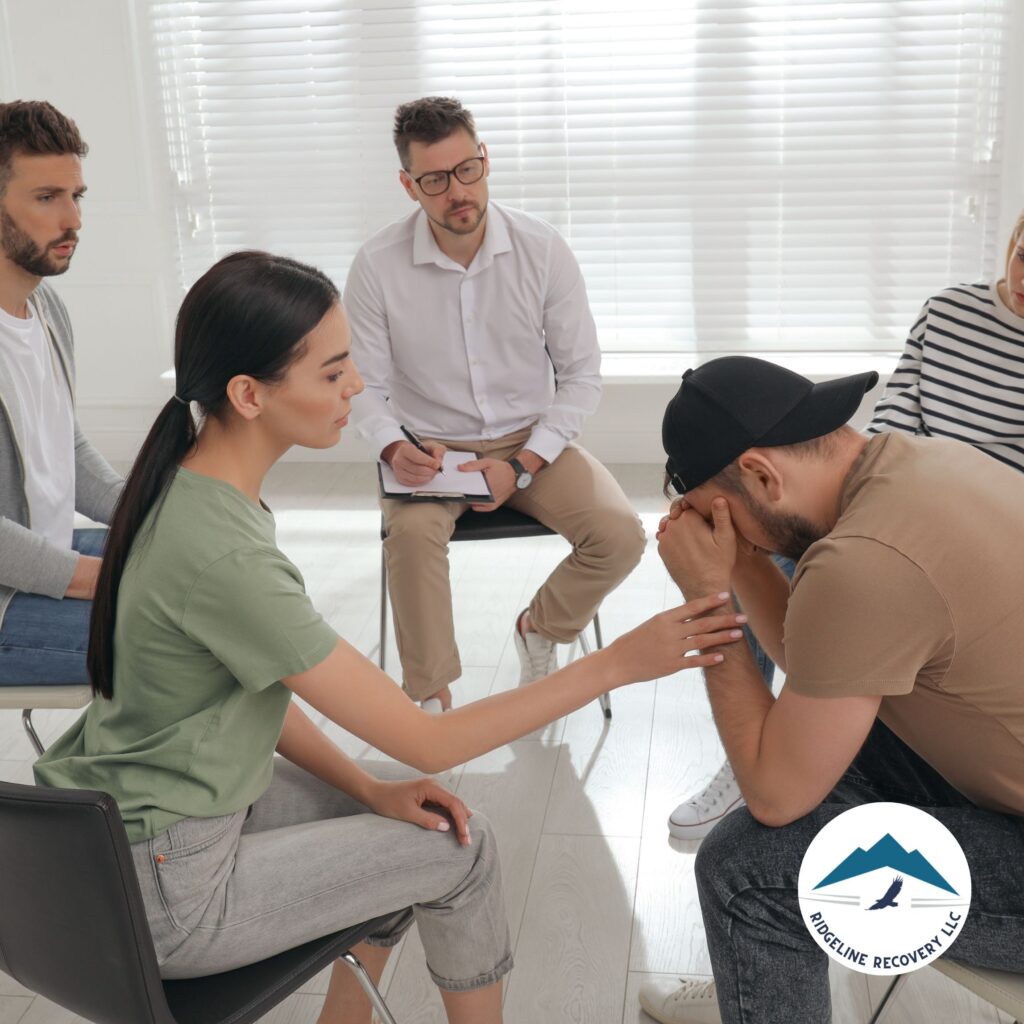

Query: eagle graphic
[867,875,903,910]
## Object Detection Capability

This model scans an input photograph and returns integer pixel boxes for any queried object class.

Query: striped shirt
[866,282,1024,473]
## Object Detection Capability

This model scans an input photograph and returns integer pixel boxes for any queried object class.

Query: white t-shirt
[0,303,75,548]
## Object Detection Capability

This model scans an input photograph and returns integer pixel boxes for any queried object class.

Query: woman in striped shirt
[868,212,1024,471]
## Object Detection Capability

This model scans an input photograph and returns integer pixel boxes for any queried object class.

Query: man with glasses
[346,96,644,712]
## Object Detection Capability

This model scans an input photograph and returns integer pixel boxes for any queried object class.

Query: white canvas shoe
[668,761,745,840]
[513,610,558,684]
[639,976,721,1024]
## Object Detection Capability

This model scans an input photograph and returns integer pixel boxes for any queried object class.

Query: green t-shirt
[34,468,338,843]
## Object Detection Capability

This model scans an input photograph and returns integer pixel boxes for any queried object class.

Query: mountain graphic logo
[813,833,957,895]
[798,804,971,976]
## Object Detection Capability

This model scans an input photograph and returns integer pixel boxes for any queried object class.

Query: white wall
[1,0,177,462]
[1000,3,1024,251]
[1,1,1020,465]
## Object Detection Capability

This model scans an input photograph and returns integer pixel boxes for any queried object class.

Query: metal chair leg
[338,951,399,1024]
[22,709,44,757]
[379,544,388,672]
[592,610,610,718]
[866,973,909,1024]
[576,616,612,720]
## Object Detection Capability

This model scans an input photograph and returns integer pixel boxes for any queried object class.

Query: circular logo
[798,803,971,975]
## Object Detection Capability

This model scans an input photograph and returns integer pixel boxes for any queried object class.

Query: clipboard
[378,450,495,502]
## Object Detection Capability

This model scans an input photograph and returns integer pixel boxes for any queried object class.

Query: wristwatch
[508,457,534,490]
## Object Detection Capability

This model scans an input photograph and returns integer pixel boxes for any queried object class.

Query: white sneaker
[513,610,558,684]
[639,976,721,1024]
[668,761,745,840]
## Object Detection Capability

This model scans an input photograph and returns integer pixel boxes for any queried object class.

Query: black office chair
[0,780,401,1024]
[379,506,612,719]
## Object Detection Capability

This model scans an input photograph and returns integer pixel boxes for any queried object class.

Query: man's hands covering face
[656,495,740,598]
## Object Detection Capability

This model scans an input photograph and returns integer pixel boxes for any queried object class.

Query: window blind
[147,0,1015,356]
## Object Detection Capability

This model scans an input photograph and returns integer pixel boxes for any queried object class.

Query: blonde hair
[1006,211,1024,272]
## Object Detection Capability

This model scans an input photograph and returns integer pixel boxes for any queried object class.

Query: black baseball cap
[662,356,878,493]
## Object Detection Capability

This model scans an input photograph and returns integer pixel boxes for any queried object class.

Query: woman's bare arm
[283,595,747,773]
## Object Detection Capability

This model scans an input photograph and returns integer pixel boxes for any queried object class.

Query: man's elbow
[746,800,800,829]
[744,791,819,829]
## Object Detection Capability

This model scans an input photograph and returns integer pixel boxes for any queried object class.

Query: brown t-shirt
[785,431,1024,817]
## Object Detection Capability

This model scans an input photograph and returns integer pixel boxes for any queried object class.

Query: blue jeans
[742,555,796,687]
[0,528,106,684]
[696,721,1024,1023]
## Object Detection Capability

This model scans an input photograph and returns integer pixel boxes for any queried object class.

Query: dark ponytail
[88,251,339,697]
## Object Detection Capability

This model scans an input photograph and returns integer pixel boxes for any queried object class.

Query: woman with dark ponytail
[35,250,744,1024]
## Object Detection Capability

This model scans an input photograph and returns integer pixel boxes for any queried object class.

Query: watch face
[509,458,533,489]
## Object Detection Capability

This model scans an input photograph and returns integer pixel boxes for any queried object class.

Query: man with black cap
[639,356,1024,1024]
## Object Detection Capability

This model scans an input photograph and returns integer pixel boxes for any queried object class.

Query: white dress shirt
[0,303,75,548]
[344,202,601,464]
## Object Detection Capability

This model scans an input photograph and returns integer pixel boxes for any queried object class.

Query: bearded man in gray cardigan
[0,100,123,687]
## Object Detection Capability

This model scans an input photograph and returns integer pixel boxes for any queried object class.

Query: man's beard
[744,494,824,562]
[428,201,485,237]
[0,207,75,277]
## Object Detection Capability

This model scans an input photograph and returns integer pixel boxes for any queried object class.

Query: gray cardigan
[0,281,124,627]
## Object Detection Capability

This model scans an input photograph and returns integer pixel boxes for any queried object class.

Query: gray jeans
[130,758,513,989]
[697,721,1024,1023]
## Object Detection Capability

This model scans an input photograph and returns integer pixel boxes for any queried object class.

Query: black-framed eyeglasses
[412,150,486,196]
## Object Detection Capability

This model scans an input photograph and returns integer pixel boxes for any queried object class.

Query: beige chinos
[382,426,646,701]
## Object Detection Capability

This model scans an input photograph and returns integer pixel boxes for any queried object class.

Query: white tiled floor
[0,463,1009,1023]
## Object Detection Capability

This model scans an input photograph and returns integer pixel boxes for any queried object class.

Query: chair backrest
[0,781,175,1024]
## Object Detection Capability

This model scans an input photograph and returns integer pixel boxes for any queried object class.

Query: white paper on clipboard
[377,450,494,501]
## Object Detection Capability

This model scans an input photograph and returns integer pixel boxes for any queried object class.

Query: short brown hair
[393,96,477,171]
[0,100,88,196]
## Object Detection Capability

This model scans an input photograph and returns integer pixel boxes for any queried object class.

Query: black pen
[400,424,433,458]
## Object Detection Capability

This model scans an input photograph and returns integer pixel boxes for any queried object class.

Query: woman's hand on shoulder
[365,776,473,846]
[606,592,747,684]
